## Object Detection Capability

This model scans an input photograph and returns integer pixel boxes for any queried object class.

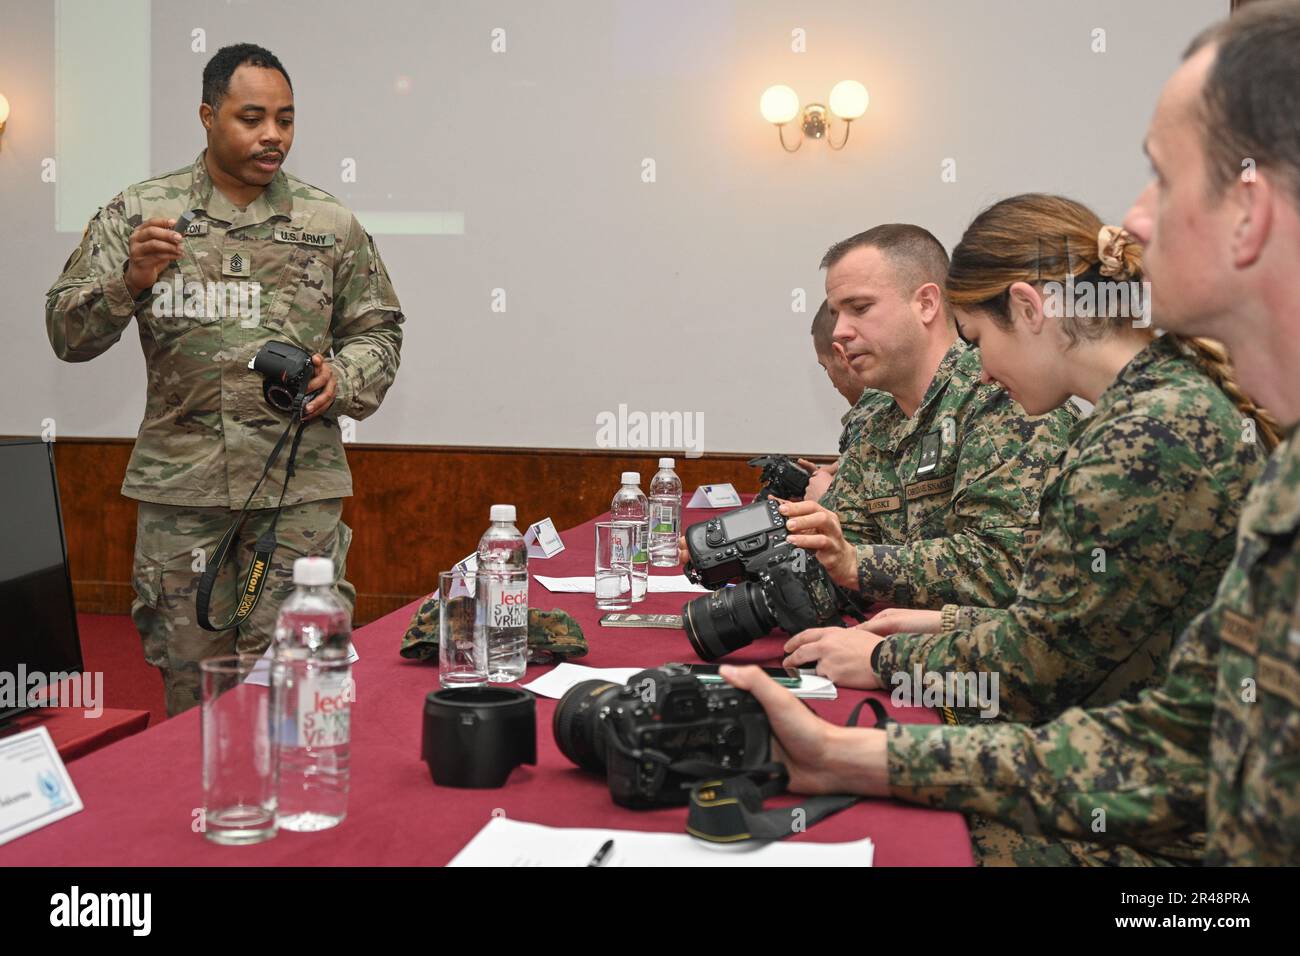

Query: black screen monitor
[0,438,83,722]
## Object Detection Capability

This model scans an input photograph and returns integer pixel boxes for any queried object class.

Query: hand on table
[782,626,884,690]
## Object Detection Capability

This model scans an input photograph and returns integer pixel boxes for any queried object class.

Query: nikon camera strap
[196,405,309,632]
[684,696,890,844]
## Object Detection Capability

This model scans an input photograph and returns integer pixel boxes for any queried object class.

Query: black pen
[587,839,614,867]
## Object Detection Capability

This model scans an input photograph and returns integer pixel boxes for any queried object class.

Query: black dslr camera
[249,341,320,414]
[681,498,844,660]
[552,664,771,809]
[748,455,810,501]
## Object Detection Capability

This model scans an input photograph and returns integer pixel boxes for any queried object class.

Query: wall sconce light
[0,94,9,149]
[760,80,868,152]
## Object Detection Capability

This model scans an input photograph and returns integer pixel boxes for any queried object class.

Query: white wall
[0,0,1228,456]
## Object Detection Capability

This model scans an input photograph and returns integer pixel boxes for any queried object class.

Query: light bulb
[759,85,799,125]
[829,80,868,120]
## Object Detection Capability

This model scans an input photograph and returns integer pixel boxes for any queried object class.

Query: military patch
[905,474,955,500]
[915,430,943,476]
[866,495,902,514]
[274,228,335,247]
[223,251,251,277]
[1220,608,1259,655]
[1023,530,1042,548]
[183,220,209,237]
[1257,656,1300,709]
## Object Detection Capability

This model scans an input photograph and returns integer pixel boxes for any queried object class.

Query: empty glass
[439,569,487,687]
[595,521,635,610]
[200,655,277,845]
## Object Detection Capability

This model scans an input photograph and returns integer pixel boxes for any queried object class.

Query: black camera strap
[684,696,891,844]
[196,401,309,632]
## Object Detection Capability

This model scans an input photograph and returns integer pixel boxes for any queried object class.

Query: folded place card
[0,726,84,846]
[523,517,565,559]
[686,483,742,508]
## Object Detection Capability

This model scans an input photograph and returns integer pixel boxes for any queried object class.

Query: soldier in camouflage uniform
[45,45,403,716]
[722,4,1300,866]
[788,198,1269,735]
[785,227,1076,610]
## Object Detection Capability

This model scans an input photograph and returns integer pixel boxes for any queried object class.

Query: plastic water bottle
[611,472,649,602]
[648,458,683,568]
[477,504,529,682]
[271,556,352,832]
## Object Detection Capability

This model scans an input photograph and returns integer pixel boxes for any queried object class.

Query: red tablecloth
[4,707,151,762]
[0,506,972,866]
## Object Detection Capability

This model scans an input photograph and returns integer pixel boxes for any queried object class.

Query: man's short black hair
[202,43,292,110]
[809,299,836,356]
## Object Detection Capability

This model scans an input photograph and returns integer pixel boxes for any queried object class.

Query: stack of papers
[521,662,837,700]
[449,817,874,866]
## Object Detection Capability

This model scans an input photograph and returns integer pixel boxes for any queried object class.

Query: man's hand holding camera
[303,353,336,420]
[779,500,859,588]
[719,664,890,797]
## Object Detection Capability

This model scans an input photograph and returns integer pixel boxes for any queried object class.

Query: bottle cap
[621,471,640,485]
[293,556,334,586]
[490,504,517,522]
[658,458,675,469]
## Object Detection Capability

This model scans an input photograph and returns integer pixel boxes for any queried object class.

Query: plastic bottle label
[297,669,353,748]
[650,502,677,534]
[487,578,529,629]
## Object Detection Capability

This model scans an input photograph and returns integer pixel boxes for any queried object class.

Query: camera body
[748,455,810,501]
[249,341,321,414]
[682,499,843,660]
[553,665,771,809]
[684,497,789,588]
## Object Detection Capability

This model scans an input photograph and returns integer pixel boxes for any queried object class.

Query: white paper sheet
[521,662,837,701]
[449,817,874,867]
[535,575,708,594]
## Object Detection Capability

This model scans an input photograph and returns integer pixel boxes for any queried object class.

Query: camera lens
[552,679,622,772]
[682,583,776,662]
[264,381,296,413]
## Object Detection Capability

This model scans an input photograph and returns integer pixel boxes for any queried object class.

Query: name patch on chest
[274,228,335,247]
[905,474,955,500]
[866,495,902,515]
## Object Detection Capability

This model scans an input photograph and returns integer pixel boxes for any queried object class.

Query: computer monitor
[0,438,84,723]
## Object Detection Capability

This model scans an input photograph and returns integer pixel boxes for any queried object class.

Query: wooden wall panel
[36,438,830,625]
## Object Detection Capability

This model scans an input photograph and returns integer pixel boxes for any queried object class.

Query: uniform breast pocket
[265,245,334,351]
[139,263,220,343]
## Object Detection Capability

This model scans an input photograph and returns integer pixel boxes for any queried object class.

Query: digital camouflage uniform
[46,149,403,716]
[886,428,1300,866]
[820,387,890,543]
[876,336,1266,725]
[833,341,1075,608]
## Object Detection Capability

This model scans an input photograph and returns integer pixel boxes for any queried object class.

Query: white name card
[524,517,565,559]
[0,726,84,846]
[686,483,742,509]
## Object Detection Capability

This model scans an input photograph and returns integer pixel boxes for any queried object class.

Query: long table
[1,505,972,866]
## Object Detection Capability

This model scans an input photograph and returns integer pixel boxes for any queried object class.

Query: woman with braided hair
[782,193,1274,733]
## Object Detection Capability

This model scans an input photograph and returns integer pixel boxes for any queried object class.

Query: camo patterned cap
[399,593,588,663]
